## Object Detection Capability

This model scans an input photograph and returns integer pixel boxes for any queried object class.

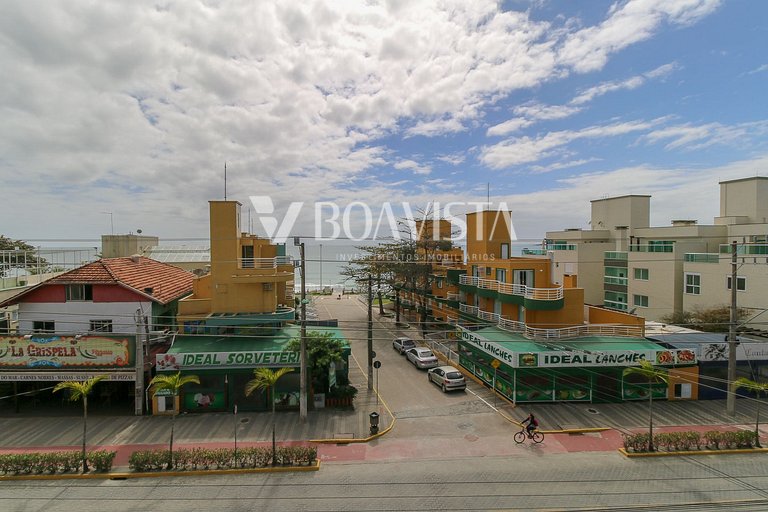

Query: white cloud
[487,118,532,137]
[394,159,432,175]
[558,0,721,73]
[643,121,768,150]
[529,157,601,174]
[481,119,658,169]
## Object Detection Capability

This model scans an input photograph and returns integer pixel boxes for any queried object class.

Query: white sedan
[406,347,439,369]
[428,365,466,392]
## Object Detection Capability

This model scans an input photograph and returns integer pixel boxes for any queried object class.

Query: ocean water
[287,241,543,291]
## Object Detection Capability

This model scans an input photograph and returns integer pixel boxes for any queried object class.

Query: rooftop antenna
[224,161,227,200]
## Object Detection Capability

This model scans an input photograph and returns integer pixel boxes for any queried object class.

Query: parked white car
[427,365,467,392]
[392,336,416,354]
[406,347,439,369]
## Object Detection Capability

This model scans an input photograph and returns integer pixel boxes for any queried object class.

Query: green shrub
[0,451,102,475]
[88,451,116,473]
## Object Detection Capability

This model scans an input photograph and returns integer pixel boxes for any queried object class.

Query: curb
[0,459,321,481]
[619,447,768,458]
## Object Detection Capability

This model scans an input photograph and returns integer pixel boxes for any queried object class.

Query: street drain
[587,408,600,414]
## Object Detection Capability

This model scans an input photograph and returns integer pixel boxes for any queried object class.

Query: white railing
[239,256,293,269]
[462,307,642,340]
[459,274,563,300]
[446,292,460,301]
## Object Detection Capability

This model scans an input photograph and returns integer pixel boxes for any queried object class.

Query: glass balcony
[719,244,768,255]
[684,253,720,263]
[604,251,628,260]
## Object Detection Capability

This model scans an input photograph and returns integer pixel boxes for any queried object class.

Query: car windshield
[403,340,415,346]
[446,372,463,379]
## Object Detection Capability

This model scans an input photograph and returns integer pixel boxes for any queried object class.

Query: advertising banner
[0,336,133,369]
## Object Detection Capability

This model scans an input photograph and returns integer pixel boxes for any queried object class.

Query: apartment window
[496,269,506,283]
[633,295,649,308]
[32,321,55,333]
[486,267,492,276]
[262,283,273,291]
[685,273,701,295]
[65,284,93,301]
[89,320,113,333]
[726,276,746,291]
[634,268,649,280]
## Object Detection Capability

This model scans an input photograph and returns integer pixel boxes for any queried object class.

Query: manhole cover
[587,408,600,415]
[240,418,250,423]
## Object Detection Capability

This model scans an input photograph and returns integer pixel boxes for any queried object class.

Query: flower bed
[622,430,759,453]
[128,445,318,472]
[0,450,116,475]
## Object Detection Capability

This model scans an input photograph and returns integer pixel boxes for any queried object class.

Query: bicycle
[514,427,544,444]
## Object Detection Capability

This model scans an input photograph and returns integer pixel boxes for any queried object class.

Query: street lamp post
[295,237,308,422]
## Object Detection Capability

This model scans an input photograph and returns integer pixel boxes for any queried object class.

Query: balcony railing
[545,244,576,251]
[459,275,563,300]
[684,253,720,263]
[238,256,293,269]
[629,244,674,253]
[719,244,768,255]
[459,306,642,340]
[446,292,460,301]
[604,251,628,260]
[603,276,628,286]
[521,248,547,255]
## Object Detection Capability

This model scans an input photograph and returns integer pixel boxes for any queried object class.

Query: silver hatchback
[428,365,467,392]
[406,347,439,369]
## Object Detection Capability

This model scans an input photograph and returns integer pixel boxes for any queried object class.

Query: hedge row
[0,451,116,475]
[623,430,759,453]
[128,445,317,472]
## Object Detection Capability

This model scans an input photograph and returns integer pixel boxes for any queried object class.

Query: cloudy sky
[2,0,767,245]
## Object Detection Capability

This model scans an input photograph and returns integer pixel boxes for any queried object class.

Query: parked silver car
[406,347,439,369]
[427,365,466,392]
[392,336,416,355]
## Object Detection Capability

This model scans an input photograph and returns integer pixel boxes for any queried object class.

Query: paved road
[2,452,767,511]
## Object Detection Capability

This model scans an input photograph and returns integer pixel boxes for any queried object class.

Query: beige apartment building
[545,176,768,329]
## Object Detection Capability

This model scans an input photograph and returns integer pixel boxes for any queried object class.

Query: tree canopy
[287,330,345,392]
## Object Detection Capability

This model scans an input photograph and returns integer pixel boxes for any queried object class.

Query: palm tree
[53,375,107,473]
[245,367,294,466]
[733,377,768,448]
[623,360,669,452]
[148,372,200,469]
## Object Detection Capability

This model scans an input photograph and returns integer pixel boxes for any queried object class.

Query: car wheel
[441,383,447,393]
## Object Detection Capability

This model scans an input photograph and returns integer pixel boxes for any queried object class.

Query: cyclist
[521,413,538,438]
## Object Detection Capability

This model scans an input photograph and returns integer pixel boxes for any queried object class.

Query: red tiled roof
[39,257,194,304]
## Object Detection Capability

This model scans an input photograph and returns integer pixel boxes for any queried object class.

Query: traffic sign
[491,359,501,369]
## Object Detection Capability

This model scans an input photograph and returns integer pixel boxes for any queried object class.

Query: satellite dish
[137,229,143,234]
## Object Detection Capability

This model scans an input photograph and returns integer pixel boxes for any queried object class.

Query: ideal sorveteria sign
[157,350,300,370]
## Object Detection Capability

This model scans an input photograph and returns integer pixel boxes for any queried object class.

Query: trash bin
[369,412,380,435]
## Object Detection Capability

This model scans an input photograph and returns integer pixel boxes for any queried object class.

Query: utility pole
[135,310,144,416]
[726,241,738,416]
[368,274,373,391]
[299,241,307,422]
